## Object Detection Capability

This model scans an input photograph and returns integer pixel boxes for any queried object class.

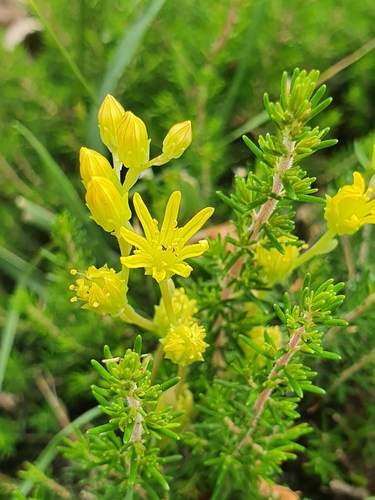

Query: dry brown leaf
[258,478,301,500]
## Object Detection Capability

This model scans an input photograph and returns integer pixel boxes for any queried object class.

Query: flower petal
[179,207,214,242]
[177,240,209,259]
[121,254,151,268]
[160,191,181,236]
[133,192,156,242]
[120,226,152,253]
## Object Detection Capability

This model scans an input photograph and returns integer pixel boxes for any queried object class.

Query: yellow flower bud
[162,120,192,161]
[70,265,127,316]
[85,177,131,233]
[79,147,115,188]
[324,172,375,236]
[255,237,299,286]
[160,322,208,366]
[117,111,150,170]
[98,94,125,153]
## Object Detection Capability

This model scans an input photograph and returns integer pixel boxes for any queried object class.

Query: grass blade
[219,0,267,123]
[17,407,101,496]
[14,122,113,264]
[27,0,97,103]
[87,0,168,150]
[224,110,269,144]
[0,299,20,392]
[0,246,45,294]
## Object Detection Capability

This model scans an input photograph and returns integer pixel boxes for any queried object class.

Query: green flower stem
[293,229,337,269]
[123,168,140,192]
[174,364,188,398]
[116,228,132,285]
[121,305,155,332]
[112,152,122,180]
[159,279,177,325]
[151,343,165,383]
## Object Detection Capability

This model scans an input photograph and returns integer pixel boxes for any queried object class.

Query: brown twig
[249,134,296,241]
[34,370,76,441]
[235,326,305,453]
[325,292,375,342]
[329,345,375,394]
[210,0,243,57]
[318,36,375,85]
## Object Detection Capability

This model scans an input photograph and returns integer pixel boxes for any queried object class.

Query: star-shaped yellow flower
[120,191,214,283]
[324,172,375,235]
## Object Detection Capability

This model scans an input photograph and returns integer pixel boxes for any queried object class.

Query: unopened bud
[98,94,125,153]
[85,177,131,233]
[162,120,192,160]
[117,111,150,170]
[79,147,114,188]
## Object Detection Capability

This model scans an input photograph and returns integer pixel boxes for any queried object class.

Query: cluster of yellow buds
[254,237,300,286]
[69,265,128,316]
[153,286,208,366]
[80,94,193,236]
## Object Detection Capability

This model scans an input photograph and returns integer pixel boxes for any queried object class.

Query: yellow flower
[324,172,375,235]
[117,111,150,171]
[120,191,214,283]
[69,265,128,316]
[153,287,198,336]
[79,147,120,189]
[98,94,125,153]
[255,237,299,286]
[85,177,131,233]
[160,322,208,366]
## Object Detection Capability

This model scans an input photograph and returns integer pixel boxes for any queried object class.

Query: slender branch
[328,346,375,395]
[127,382,144,442]
[249,132,296,241]
[210,0,243,56]
[325,292,375,342]
[235,325,305,453]
[159,279,177,325]
[121,304,155,332]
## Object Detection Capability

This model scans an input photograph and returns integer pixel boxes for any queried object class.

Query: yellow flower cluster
[69,265,128,316]
[71,93,214,360]
[324,172,375,235]
[160,322,208,366]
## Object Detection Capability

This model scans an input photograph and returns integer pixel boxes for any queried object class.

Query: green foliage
[1,1,375,499]
[59,337,182,496]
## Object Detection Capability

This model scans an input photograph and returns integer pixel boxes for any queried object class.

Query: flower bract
[120,191,214,283]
